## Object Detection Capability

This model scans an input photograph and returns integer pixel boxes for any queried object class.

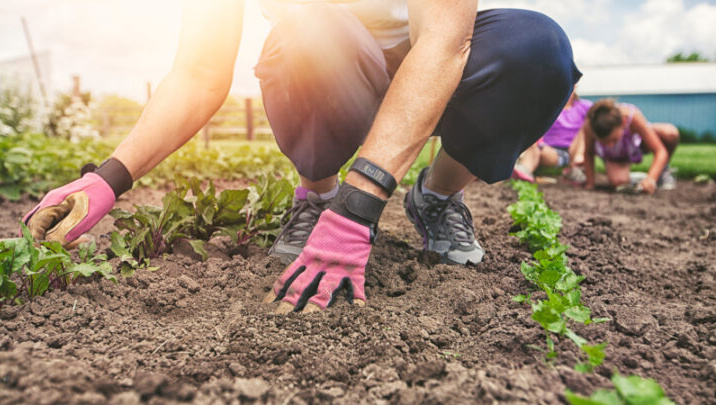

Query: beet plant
[0,223,115,307]
[110,174,293,270]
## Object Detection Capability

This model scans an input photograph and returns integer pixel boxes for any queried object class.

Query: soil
[1,179,714,404]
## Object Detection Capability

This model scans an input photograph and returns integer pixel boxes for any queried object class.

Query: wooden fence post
[203,124,210,149]
[245,98,254,141]
[72,75,81,98]
[102,110,110,137]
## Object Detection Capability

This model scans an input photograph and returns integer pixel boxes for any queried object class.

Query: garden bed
[1,179,714,404]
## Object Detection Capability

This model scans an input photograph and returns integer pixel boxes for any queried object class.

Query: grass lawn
[630,144,716,179]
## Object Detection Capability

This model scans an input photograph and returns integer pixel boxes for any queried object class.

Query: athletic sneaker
[268,191,331,264]
[658,167,677,190]
[403,168,484,265]
[562,166,586,184]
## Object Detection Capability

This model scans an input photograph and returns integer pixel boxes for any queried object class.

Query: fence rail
[96,97,272,146]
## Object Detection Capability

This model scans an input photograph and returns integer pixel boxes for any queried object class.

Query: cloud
[618,0,716,63]
[571,38,630,67]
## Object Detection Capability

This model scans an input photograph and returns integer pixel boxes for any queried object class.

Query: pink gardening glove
[264,182,388,313]
[22,173,116,247]
[265,209,372,313]
[22,158,132,248]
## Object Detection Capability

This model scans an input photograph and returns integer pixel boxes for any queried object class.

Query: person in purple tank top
[584,99,680,194]
[512,88,590,183]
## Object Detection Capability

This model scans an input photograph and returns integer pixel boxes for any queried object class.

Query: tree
[666,52,710,63]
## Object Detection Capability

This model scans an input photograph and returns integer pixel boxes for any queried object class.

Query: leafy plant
[0,81,36,136]
[565,372,675,405]
[508,180,608,370]
[134,140,297,189]
[0,132,114,201]
[44,91,99,141]
[110,174,293,266]
[0,223,116,308]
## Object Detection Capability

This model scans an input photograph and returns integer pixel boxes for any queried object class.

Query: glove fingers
[275,268,322,315]
[46,192,90,245]
[290,271,325,312]
[349,273,367,302]
[27,203,73,241]
[308,273,351,310]
[270,264,306,302]
[28,192,90,246]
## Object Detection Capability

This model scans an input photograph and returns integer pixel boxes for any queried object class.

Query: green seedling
[565,372,675,405]
[0,223,116,307]
[507,180,608,371]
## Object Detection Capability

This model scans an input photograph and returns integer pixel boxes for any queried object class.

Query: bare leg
[568,129,586,167]
[300,174,338,194]
[517,142,542,173]
[538,145,561,167]
[423,149,476,195]
[651,123,679,157]
[605,160,631,187]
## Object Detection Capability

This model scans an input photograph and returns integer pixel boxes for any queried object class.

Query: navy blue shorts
[256,6,581,183]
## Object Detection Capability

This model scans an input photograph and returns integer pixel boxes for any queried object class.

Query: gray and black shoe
[403,168,484,265]
[268,191,331,264]
[658,167,677,190]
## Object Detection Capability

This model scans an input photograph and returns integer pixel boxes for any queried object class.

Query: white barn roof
[577,63,716,96]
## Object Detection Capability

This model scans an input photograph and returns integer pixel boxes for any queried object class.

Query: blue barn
[578,63,716,139]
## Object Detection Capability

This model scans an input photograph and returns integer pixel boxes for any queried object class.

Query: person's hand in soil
[639,176,657,194]
[264,182,386,313]
[22,159,132,248]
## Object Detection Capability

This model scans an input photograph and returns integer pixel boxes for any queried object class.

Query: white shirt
[258,0,409,49]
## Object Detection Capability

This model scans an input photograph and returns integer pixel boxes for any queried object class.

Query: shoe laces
[423,194,475,245]
[276,194,330,245]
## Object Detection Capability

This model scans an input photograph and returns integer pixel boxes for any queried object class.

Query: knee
[498,10,579,90]
[607,170,629,187]
[262,4,380,70]
[665,124,680,144]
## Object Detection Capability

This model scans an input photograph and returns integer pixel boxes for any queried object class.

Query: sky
[1,0,715,101]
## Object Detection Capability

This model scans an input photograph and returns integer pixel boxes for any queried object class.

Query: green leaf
[30,273,50,298]
[216,189,249,223]
[565,389,621,405]
[120,262,135,278]
[565,306,592,324]
[188,239,208,261]
[612,373,674,404]
[532,304,564,334]
[538,269,562,287]
[582,342,607,367]
[565,328,588,348]
[68,263,103,278]
[574,363,592,374]
[512,295,527,303]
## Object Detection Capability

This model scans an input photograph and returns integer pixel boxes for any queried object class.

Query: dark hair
[587,99,622,139]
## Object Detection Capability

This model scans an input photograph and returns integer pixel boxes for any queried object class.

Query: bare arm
[344,0,477,198]
[112,0,244,180]
[631,111,668,185]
